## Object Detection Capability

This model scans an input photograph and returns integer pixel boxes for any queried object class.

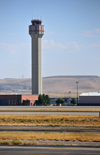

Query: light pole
[76,82,79,105]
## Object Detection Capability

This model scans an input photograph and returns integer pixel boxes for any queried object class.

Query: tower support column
[31,37,42,94]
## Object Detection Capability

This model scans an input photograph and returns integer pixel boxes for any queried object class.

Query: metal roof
[80,92,100,96]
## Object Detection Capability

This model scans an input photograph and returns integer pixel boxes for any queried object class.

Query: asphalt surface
[0,146,100,155]
[0,106,100,109]
[0,126,100,132]
[0,111,99,115]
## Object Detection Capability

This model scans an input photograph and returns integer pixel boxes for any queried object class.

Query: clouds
[49,31,55,35]
[0,40,81,55]
[43,38,100,54]
[89,41,100,48]
[95,29,100,33]
[43,40,68,51]
[0,42,30,55]
[1,38,99,57]
[72,42,80,51]
[82,29,100,37]
[43,40,80,52]
[0,42,31,79]
[0,42,16,54]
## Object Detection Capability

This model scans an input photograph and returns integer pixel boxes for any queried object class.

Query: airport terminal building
[79,92,100,106]
[0,94,38,106]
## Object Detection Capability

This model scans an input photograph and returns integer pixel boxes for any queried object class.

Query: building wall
[0,94,38,106]
[79,96,100,106]
[22,95,38,106]
[0,95,21,106]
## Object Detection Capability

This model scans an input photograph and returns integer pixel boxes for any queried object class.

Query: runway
[0,146,100,155]
[0,106,100,109]
[0,125,99,132]
[0,111,99,115]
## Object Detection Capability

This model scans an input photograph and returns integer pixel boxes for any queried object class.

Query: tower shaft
[32,37,42,94]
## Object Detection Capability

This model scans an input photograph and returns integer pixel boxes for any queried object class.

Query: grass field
[0,132,100,142]
[0,139,38,146]
[0,115,100,126]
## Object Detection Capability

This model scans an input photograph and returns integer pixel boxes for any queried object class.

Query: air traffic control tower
[29,20,44,94]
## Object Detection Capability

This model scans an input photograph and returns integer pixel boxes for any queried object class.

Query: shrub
[12,139,22,145]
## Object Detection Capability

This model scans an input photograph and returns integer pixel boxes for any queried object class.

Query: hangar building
[79,92,100,106]
[0,94,38,106]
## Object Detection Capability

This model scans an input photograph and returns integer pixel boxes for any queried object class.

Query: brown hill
[0,76,100,97]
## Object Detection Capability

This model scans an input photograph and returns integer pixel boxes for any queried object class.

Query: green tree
[45,95,50,105]
[38,94,50,106]
[38,94,43,105]
[56,98,64,106]
[71,98,76,105]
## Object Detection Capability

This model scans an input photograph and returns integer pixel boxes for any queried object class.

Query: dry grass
[0,139,38,145]
[0,108,100,112]
[0,132,100,142]
[0,115,100,126]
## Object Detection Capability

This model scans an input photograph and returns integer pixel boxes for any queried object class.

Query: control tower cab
[31,20,42,25]
[29,20,44,37]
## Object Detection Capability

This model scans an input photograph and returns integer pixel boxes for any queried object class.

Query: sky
[0,0,100,79]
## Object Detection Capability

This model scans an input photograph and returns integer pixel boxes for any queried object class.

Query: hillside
[0,76,100,97]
